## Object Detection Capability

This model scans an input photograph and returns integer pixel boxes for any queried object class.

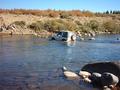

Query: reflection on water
[66,41,76,47]
[0,34,120,90]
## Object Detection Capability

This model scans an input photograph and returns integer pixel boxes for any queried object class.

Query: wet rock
[80,37,85,41]
[76,31,82,36]
[117,38,120,40]
[79,71,91,78]
[101,72,119,87]
[88,37,95,40]
[103,86,111,90]
[90,31,96,37]
[81,61,120,87]
[62,66,80,80]
[89,73,102,87]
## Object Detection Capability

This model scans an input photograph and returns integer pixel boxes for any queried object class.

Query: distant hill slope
[0,13,120,36]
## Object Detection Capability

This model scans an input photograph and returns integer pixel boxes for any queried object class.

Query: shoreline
[0,14,120,38]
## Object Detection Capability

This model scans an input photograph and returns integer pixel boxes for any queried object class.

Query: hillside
[0,9,120,37]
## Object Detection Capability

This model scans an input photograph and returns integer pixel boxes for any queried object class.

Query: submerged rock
[88,37,95,40]
[80,37,85,41]
[117,38,120,40]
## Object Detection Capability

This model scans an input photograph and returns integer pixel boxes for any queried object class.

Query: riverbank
[0,13,120,37]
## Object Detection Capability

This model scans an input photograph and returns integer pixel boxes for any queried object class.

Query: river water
[0,34,120,90]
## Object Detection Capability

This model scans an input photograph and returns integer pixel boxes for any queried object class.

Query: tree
[106,11,109,14]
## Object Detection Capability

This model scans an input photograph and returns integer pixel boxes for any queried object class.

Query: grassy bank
[0,9,120,37]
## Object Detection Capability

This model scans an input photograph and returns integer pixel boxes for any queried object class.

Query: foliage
[0,9,95,17]
[103,20,120,33]
[28,19,78,32]
[87,20,99,31]
[75,21,82,26]
[0,9,120,18]
[60,11,70,18]
[82,10,94,17]
[44,20,65,32]
[13,21,26,27]
[105,10,120,14]
[28,21,44,32]
[1,9,120,34]
[44,19,77,32]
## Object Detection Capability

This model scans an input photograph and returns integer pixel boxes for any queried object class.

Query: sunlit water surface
[0,34,120,90]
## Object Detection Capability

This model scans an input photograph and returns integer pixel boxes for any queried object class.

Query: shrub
[13,21,26,27]
[44,20,53,32]
[75,21,83,26]
[28,21,44,32]
[87,20,99,31]
[60,12,70,19]
[103,21,116,33]
[79,25,92,33]
[64,21,78,31]
[114,24,120,33]
[48,11,59,17]
[102,20,120,33]
[44,20,66,32]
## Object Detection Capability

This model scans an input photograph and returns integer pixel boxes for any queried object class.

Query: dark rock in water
[103,87,111,90]
[89,72,102,87]
[101,72,119,87]
[117,38,120,40]
[81,61,120,87]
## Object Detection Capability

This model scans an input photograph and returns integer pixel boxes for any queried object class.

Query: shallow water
[0,34,120,90]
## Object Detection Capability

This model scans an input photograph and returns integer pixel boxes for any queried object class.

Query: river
[0,34,120,90]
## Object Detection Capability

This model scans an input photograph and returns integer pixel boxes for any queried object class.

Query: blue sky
[0,0,120,12]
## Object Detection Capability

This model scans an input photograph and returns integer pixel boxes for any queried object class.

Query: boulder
[81,61,120,86]
[101,72,119,87]
[89,72,102,87]
[88,37,95,40]
[62,66,80,80]
[79,71,91,78]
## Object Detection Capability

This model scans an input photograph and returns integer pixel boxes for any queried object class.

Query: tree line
[105,10,120,14]
[0,9,94,17]
[0,9,120,17]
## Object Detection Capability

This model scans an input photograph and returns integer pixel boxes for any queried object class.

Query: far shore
[0,13,120,38]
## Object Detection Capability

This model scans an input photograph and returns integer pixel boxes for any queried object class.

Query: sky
[0,0,120,12]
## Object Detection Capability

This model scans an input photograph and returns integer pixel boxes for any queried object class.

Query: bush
[30,19,77,32]
[64,21,78,31]
[87,20,99,31]
[28,21,44,32]
[75,21,82,26]
[44,20,66,32]
[60,12,70,19]
[48,12,59,17]
[103,21,116,33]
[102,20,120,33]
[28,19,120,34]
[79,25,92,33]
[13,21,26,27]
